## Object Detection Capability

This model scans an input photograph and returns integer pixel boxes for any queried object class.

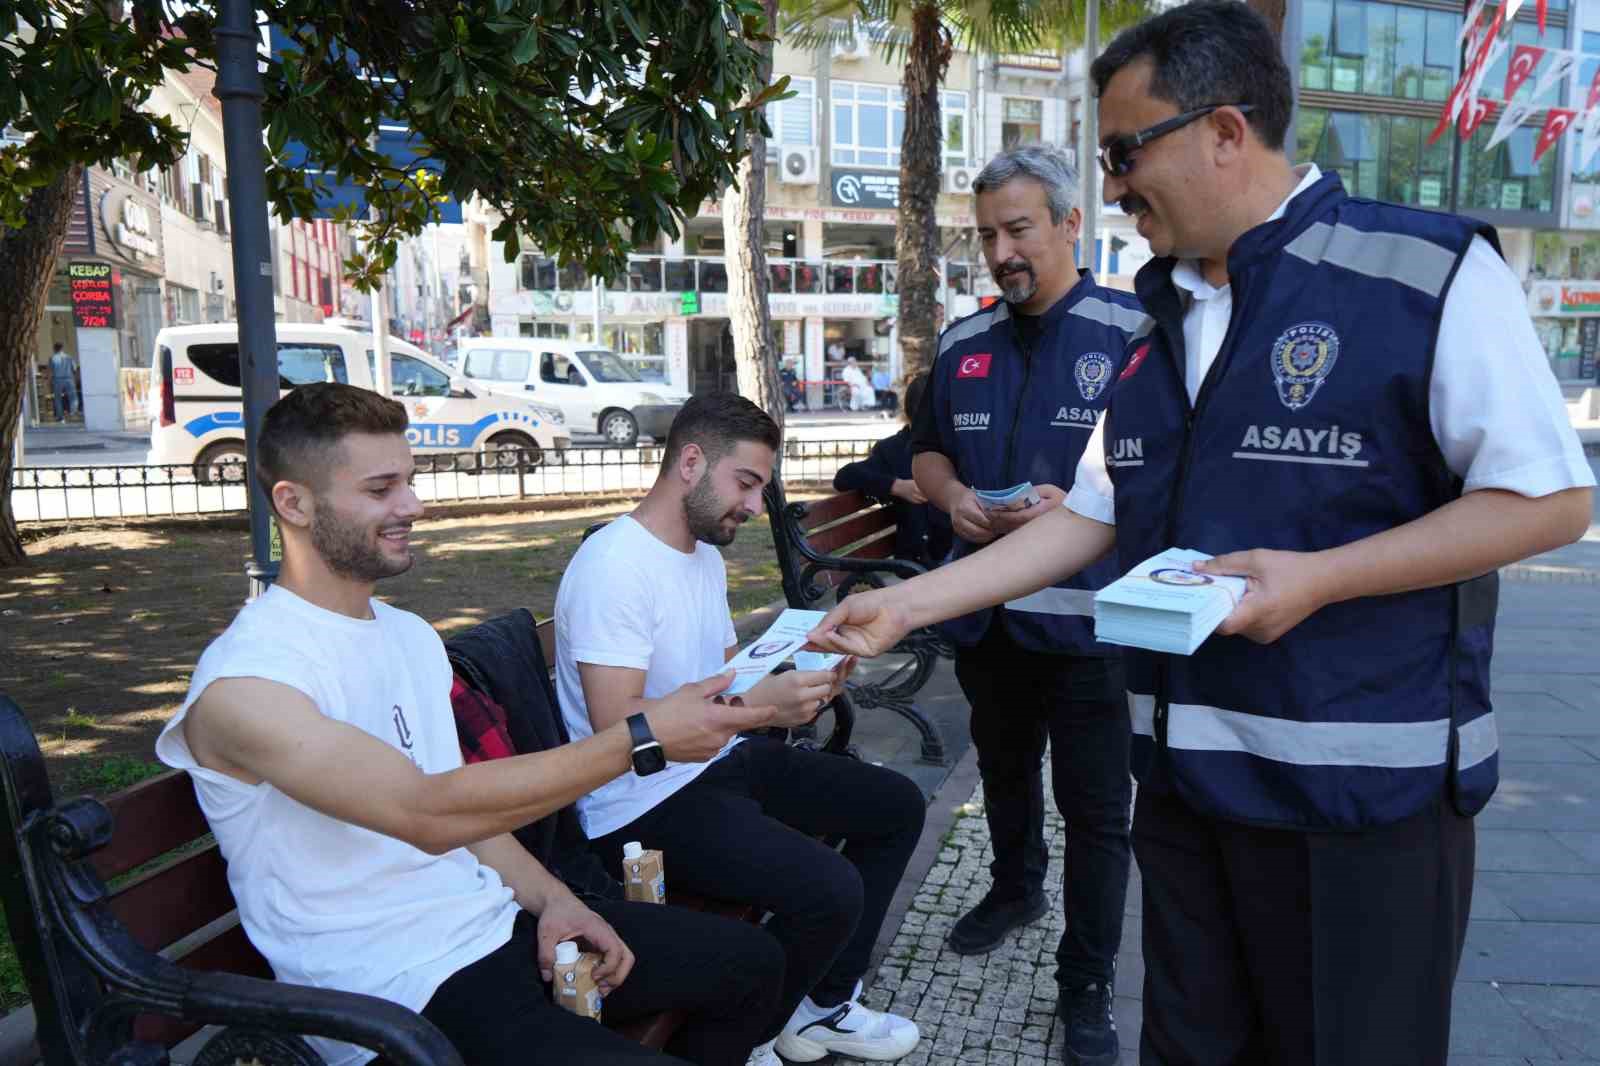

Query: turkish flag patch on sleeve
[956,353,992,379]
[1118,343,1150,381]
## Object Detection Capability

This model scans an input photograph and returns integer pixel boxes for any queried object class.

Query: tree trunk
[1245,0,1286,40]
[722,0,785,428]
[0,166,83,568]
[896,4,950,383]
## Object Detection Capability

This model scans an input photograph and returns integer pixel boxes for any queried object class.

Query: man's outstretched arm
[809,505,1115,657]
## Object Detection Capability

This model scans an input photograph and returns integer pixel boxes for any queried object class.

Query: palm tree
[782,0,1155,382]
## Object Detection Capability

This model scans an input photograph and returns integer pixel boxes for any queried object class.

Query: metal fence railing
[10,439,877,523]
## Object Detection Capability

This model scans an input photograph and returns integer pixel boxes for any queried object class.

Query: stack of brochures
[974,482,1041,510]
[1093,548,1249,655]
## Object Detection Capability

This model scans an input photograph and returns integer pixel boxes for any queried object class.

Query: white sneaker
[745,1039,781,1066]
[774,997,920,1062]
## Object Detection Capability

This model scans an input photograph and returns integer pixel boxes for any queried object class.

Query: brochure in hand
[723,608,844,695]
[974,482,1042,511]
[1092,548,1249,656]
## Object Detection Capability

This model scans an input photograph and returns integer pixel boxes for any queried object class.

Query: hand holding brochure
[1092,549,1249,655]
[723,609,844,694]
[974,482,1042,511]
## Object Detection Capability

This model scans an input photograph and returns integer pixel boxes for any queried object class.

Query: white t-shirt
[555,514,741,838]
[1065,163,1596,524]
[155,586,518,1066]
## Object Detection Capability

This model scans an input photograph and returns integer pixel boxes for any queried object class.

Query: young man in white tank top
[157,383,786,1066]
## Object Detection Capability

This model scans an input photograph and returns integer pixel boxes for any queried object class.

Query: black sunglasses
[1097,104,1257,177]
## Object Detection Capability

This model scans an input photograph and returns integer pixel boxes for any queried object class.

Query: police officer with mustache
[908,144,1144,1066]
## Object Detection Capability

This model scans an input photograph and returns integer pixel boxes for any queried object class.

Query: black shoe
[946,889,1048,955]
[1058,981,1118,1066]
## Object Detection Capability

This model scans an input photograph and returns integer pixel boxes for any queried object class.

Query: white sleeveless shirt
[156,586,518,1066]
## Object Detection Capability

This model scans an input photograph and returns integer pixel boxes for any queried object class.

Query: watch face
[633,743,668,776]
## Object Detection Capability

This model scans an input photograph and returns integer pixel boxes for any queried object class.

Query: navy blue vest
[931,272,1145,655]
[1108,173,1500,830]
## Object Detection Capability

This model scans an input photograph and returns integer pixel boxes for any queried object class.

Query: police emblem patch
[1270,322,1340,411]
[1075,352,1112,402]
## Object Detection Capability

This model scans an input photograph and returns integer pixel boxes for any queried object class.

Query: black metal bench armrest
[29,799,462,1066]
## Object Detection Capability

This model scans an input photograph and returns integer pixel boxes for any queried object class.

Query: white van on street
[454,338,688,447]
[145,323,568,482]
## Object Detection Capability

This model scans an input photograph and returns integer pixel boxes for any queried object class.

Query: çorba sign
[1528,280,1600,317]
[68,261,116,329]
[99,187,160,261]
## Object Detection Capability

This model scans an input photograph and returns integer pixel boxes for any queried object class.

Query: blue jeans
[51,380,75,420]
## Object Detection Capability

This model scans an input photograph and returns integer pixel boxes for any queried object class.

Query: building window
[943,90,968,166]
[765,76,816,161]
[831,81,904,168]
[1002,97,1044,148]
[601,323,667,381]
[166,284,202,325]
[1069,98,1081,148]
[1460,119,1557,214]
[1298,108,1452,210]
[520,255,557,291]
[1301,0,1458,102]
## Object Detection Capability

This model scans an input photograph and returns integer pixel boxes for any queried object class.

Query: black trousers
[418,904,784,1066]
[592,738,926,1027]
[952,624,1133,989]
[1134,788,1475,1065]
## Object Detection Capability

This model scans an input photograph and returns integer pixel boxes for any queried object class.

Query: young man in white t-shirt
[157,383,789,1066]
[557,394,926,1065]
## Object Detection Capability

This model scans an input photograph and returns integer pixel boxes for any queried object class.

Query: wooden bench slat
[93,771,210,880]
[132,921,274,1047]
[800,491,873,532]
[109,844,237,954]
[806,511,896,557]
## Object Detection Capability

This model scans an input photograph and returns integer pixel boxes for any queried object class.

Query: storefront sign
[1419,178,1442,208]
[697,199,973,228]
[1582,317,1600,381]
[830,168,900,210]
[500,288,898,321]
[1528,279,1600,316]
[681,291,701,315]
[68,261,116,328]
[100,188,160,261]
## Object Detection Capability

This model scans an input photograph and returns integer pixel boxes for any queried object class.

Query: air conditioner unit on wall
[945,166,979,196]
[779,146,819,185]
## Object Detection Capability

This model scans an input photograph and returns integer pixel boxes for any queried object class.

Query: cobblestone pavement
[842,783,1139,1066]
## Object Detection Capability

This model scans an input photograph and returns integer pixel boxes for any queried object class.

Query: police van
[144,323,569,482]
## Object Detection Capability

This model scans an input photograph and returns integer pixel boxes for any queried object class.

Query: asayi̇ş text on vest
[1108,172,1499,830]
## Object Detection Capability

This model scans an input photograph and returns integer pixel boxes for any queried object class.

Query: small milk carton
[622,841,666,905]
[552,941,602,1021]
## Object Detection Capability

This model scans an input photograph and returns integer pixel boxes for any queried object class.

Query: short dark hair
[662,393,781,469]
[1090,0,1291,152]
[257,383,409,513]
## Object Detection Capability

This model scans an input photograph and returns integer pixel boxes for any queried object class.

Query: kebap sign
[68,262,116,329]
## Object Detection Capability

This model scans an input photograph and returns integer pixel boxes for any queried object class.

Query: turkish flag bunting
[1538,0,1548,34]
[1505,45,1543,101]
[1460,98,1494,140]
[1535,108,1577,163]
[1587,67,1600,112]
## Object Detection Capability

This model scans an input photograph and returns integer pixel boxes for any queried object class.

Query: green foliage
[63,755,167,796]
[0,933,23,1013]
[0,0,780,288]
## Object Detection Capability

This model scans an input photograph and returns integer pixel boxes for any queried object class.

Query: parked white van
[454,338,689,447]
[145,323,569,482]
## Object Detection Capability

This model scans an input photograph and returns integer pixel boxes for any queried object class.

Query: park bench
[761,479,950,765]
[0,611,795,1066]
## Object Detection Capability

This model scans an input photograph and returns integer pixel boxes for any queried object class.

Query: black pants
[952,624,1133,989]
[593,738,925,1027]
[419,904,784,1066]
[1134,788,1475,1065]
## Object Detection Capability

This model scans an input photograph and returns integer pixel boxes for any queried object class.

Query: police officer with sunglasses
[809,2,1595,1063]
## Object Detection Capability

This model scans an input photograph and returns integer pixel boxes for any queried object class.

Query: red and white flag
[1580,107,1600,173]
[1505,45,1543,101]
[1534,108,1577,163]
[1461,98,1496,141]
[1431,11,1505,144]
[1457,0,1489,46]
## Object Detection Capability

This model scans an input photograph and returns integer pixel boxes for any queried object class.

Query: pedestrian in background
[49,342,78,422]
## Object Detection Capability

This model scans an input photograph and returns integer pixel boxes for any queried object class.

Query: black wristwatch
[626,712,667,776]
